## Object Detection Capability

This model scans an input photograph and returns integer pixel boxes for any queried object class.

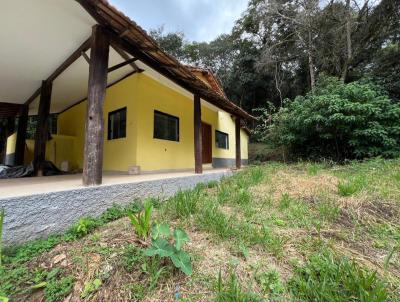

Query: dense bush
[256,77,400,160]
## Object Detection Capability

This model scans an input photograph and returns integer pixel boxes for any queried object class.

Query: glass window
[108,107,127,140]
[153,110,179,142]
[215,130,229,149]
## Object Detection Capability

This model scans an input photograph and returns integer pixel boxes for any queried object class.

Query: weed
[307,164,320,176]
[196,201,233,239]
[207,180,219,188]
[215,270,262,302]
[164,189,200,219]
[141,257,167,290]
[144,223,192,275]
[217,184,232,204]
[288,251,388,302]
[338,176,366,196]
[44,269,74,302]
[233,188,252,205]
[68,217,98,238]
[279,193,292,210]
[128,283,146,301]
[128,200,153,240]
[81,278,102,298]
[122,244,147,273]
[99,204,125,223]
[316,200,340,223]
[255,269,285,297]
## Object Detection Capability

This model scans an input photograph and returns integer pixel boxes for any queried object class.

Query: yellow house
[1,0,253,186]
[11,67,250,173]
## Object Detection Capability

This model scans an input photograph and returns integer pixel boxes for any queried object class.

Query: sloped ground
[1,159,400,301]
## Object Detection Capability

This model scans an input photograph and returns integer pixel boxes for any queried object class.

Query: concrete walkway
[0,168,229,199]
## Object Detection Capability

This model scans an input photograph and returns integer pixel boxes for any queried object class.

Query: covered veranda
[0,0,253,187]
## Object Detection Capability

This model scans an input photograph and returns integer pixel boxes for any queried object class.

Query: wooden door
[201,122,212,164]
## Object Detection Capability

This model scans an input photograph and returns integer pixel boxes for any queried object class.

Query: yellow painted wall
[23,135,76,168]
[5,132,17,155]
[56,72,249,172]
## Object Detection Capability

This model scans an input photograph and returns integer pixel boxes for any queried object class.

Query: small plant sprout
[128,200,153,240]
[144,223,192,276]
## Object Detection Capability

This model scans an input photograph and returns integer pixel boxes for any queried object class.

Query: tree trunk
[341,0,352,82]
[308,31,316,92]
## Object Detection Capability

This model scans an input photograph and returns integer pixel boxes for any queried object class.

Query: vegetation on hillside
[254,76,400,160]
[1,160,400,301]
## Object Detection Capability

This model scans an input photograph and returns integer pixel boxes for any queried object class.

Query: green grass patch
[288,251,389,302]
[337,176,366,196]
[215,270,262,302]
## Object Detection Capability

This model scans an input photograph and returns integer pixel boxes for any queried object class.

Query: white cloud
[109,0,248,41]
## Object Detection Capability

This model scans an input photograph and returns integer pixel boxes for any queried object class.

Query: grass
[288,250,389,302]
[1,158,400,301]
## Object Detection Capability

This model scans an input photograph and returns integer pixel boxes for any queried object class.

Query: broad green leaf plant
[144,223,192,276]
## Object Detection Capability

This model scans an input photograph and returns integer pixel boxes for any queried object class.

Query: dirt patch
[251,169,338,203]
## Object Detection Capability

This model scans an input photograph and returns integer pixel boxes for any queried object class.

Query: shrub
[258,76,400,160]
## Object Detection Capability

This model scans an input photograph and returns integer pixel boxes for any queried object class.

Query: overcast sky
[109,0,249,42]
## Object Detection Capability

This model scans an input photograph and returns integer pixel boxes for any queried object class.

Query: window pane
[154,111,179,141]
[108,107,127,140]
[216,130,229,149]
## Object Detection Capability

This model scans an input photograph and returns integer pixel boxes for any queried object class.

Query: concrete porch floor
[0,168,230,199]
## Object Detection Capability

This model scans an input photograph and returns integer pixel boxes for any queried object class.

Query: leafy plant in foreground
[144,223,192,275]
[128,200,153,240]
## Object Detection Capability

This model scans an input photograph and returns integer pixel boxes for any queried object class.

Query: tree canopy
[150,0,400,113]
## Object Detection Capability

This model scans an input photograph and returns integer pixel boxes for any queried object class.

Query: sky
[109,0,249,42]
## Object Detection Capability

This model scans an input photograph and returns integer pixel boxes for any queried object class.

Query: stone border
[1,171,232,246]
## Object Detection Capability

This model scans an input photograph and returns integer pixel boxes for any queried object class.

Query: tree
[261,76,400,160]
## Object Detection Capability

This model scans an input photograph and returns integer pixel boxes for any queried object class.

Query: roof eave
[76,0,255,121]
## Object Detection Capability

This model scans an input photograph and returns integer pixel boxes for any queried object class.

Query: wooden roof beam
[24,37,92,106]
[108,57,139,73]
[111,44,144,73]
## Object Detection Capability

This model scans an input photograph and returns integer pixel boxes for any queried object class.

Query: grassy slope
[1,158,400,301]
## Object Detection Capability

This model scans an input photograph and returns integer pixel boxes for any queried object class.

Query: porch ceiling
[1,0,253,120]
[1,0,134,115]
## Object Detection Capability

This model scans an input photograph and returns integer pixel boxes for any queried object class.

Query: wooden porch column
[33,80,52,174]
[194,94,203,174]
[83,25,109,186]
[15,105,28,165]
[235,117,241,169]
